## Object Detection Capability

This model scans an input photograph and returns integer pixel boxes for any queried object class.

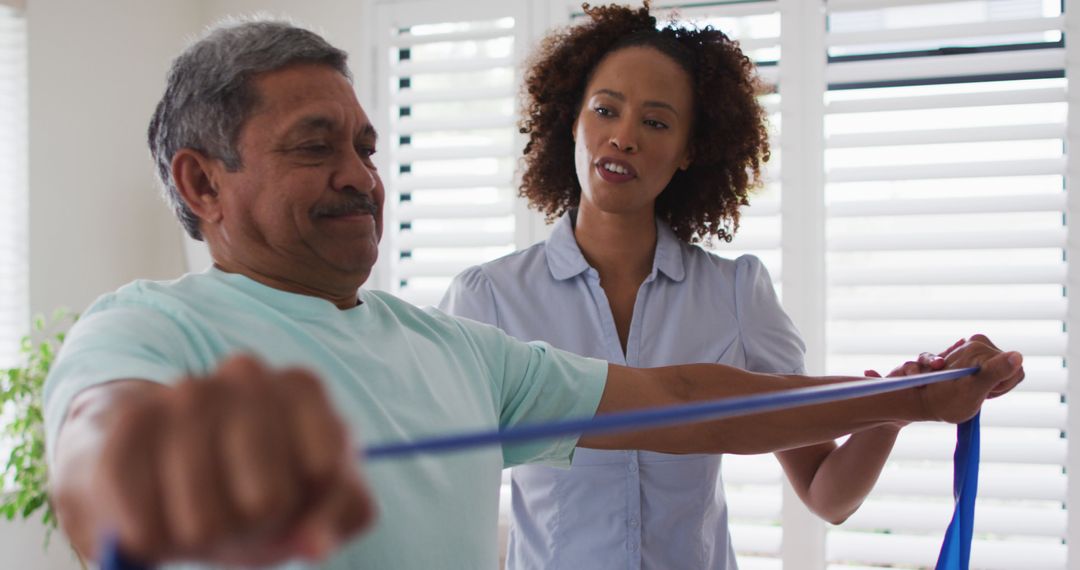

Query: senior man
[44,19,1024,570]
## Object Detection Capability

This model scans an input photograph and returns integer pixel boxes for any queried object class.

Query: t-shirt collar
[207,266,367,318]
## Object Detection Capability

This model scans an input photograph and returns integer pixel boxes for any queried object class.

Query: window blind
[0,3,27,369]
[822,1,1067,568]
[372,0,527,307]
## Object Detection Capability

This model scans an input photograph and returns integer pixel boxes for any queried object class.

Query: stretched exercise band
[938,410,980,570]
[100,366,982,570]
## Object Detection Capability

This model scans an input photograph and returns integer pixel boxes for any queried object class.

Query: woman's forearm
[780,425,902,524]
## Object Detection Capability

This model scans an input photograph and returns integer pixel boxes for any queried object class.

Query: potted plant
[1,309,82,568]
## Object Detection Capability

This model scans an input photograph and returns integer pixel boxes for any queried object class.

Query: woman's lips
[595,157,637,183]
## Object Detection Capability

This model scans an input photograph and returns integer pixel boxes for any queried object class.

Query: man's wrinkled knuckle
[236,485,284,523]
[281,369,327,401]
[172,518,212,553]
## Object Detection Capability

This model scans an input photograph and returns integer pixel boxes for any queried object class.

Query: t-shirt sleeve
[43,300,192,464]
[448,315,607,469]
[734,255,807,375]
[437,266,500,327]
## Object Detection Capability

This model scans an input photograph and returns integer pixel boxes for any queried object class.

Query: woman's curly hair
[519,1,770,243]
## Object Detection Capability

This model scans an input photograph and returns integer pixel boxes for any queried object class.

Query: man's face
[208,64,385,291]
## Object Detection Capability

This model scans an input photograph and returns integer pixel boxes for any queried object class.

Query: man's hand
[64,355,375,566]
[918,334,1025,423]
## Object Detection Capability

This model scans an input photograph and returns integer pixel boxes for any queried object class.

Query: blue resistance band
[100,367,981,570]
[937,412,981,570]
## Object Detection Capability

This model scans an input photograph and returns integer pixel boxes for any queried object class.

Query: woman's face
[573,46,694,218]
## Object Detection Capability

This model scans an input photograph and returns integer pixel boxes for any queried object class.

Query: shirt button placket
[626,452,642,570]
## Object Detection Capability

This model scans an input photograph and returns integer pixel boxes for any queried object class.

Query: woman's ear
[679,148,693,171]
[171,148,225,225]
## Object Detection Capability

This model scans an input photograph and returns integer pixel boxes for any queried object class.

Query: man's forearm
[51,380,164,558]
[583,363,929,454]
[49,359,377,567]
[674,364,926,454]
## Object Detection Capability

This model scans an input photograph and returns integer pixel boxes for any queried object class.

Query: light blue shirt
[44,267,608,570]
[440,212,806,570]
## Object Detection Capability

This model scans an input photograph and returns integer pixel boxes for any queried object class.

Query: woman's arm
[776,346,965,524]
[775,427,900,524]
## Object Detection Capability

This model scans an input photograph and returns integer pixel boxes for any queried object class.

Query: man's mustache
[311,191,379,218]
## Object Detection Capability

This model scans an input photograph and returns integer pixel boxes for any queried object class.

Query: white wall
[0,513,86,570]
[27,0,201,317]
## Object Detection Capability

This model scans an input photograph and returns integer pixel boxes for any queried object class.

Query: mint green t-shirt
[43,268,608,570]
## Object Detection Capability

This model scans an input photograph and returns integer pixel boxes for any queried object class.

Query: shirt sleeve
[438,266,500,327]
[43,299,192,464]
[733,255,807,375]
[446,314,607,469]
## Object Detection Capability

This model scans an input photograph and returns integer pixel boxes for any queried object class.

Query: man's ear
[172,149,225,224]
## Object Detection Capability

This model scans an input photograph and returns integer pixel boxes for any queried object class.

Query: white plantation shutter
[372,0,527,306]
[822,1,1068,568]
[0,3,27,369]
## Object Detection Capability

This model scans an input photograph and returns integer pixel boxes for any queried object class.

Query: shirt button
[627,463,638,473]
[629,517,639,528]
[631,542,640,552]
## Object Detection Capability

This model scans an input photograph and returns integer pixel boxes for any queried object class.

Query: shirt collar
[653,219,686,282]
[545,210,686,283]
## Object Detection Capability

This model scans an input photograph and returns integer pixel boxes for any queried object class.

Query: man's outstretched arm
[50,356,375,566]
[580,335,1023,455]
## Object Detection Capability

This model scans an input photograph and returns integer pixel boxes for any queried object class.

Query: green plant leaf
[0,310,75,534]
[21,493,44,518]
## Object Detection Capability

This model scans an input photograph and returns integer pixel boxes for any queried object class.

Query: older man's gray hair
[148,20,351,240]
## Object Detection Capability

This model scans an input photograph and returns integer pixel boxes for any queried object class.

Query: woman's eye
[594,106,613,117]
[645,119,668,130]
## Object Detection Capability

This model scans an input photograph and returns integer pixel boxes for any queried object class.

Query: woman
[439,3,918,568]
